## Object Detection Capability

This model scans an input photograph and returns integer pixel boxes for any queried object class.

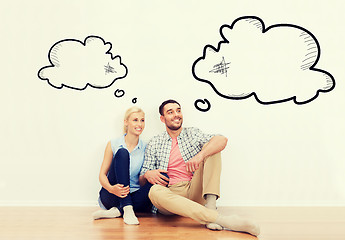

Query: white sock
[205,194,217,210]
[123,205,139,225]
[215,214,260,236]
[204,194,223,230]
[92,207,121,220]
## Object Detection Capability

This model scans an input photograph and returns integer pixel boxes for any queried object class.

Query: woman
[92,107,151,225]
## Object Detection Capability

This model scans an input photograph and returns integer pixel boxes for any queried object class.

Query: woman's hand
[108,184,130,198]
[99,142,130,198]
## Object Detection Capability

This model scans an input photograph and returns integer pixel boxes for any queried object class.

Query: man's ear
[160,115,165,123]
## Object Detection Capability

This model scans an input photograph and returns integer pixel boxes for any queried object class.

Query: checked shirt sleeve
[192,127,215,147]
[140,139,157,176]
[178,127,216,162]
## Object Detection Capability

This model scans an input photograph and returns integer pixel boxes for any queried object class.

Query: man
[140,99,259,236]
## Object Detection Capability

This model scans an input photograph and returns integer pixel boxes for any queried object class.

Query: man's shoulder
[147,131,169,145]
[181,127,216,140]
[183,127,200,132]
[181,127,202,135]
[151,131,168,139]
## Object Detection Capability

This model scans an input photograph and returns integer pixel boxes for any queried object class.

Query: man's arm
[143,169,169,186]
[139,169,169,186]
[186,135,228,173]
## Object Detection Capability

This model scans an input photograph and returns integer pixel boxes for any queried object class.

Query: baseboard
[0,201,98,207]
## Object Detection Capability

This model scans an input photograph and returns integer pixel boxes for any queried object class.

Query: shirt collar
[163,128,185,141]
[120,134,143,150]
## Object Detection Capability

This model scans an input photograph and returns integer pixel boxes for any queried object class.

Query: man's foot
[206,222,223,230]
[215,214,260,236]
[123,205,139,225]
[92,207,121,220]
[204,194,223,230]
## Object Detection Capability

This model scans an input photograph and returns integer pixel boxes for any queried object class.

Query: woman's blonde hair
[123,106,145,134]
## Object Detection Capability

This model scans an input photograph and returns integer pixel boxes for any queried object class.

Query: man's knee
[205,152,221,164]
[148,184,166,200]
[148,185,175,216]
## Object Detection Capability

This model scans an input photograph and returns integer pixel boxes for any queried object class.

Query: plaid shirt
[140,127,215,213]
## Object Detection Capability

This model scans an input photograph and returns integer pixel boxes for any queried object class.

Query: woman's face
[125,112,145,136]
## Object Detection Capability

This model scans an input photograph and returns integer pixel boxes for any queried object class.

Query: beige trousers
[149,152,221,224]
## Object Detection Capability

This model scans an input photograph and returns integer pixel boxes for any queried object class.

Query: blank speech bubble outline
[192,16,335,105]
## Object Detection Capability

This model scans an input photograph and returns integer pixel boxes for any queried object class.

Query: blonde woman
[93,107,151,225]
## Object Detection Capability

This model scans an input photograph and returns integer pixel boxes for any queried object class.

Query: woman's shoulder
[110,136,125,149]
[138,138,147,148]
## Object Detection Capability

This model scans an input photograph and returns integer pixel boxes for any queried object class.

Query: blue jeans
[99,148,152,214]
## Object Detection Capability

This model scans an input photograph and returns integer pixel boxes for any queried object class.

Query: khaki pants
[148,152,221,224]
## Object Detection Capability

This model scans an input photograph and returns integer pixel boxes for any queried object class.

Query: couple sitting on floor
[92,99,260,236]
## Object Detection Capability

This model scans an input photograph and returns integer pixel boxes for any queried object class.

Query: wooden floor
[1,206,345,240]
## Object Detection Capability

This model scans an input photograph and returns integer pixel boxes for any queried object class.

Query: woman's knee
[115,148,130,159]
[114,148,130,167]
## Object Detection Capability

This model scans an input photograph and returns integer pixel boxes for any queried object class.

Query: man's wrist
[197,150,206,161]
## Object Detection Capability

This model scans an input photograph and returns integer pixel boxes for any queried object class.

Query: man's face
[160,103,183,131]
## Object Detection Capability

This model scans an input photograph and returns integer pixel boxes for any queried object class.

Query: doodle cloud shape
[192,16,335,104]
[38,36,127,90]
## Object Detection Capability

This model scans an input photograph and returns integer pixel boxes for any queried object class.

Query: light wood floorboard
[1,206,344,240]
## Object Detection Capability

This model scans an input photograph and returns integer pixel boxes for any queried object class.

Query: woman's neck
[124,133,139,152]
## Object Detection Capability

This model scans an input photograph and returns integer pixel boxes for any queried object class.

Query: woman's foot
[92,207,121,220]
[123,205,139,225]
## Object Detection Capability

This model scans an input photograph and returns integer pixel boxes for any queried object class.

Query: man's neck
[166,127,183,139]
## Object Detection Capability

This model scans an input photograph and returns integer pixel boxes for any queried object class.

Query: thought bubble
[192,16,335,105]
[114,89,125,98]
[194,98,211,112]
[38,36,127,90]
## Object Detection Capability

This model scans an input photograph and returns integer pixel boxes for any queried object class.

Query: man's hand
[186,153,204,173]
[144,169,169,186]
[108,184,130,198]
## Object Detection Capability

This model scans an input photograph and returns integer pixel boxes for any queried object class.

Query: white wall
[1,0,344,206]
